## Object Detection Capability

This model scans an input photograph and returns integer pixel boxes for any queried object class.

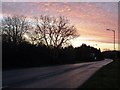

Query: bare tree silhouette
[31,15,78,48]
[2,15,31,45]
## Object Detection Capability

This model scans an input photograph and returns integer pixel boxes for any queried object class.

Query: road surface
[2,59,113,88]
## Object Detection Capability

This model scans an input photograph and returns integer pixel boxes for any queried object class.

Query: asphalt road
[2,59,113,88]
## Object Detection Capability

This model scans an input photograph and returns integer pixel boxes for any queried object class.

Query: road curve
[2,59,113,88]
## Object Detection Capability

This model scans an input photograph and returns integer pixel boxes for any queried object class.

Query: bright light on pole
[106,29,115,51]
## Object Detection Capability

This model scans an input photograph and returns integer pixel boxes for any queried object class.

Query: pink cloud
[2,2,118,46]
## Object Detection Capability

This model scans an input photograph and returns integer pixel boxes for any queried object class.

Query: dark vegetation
[3,42,104,70]
[79,59,119,88]
[1,15,119,70]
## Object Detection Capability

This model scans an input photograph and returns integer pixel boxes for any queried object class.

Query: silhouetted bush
[3,40,104,70]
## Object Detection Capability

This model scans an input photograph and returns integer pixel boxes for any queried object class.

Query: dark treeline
[3,41,104,70]
[102,50,120,59]
[2,15,118,70]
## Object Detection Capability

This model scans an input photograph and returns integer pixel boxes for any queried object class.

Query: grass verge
[78,59,119,89]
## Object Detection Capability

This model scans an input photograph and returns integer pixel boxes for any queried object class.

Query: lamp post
[106,29,115,51]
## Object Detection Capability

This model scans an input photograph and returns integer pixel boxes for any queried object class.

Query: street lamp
[106,29,115,51]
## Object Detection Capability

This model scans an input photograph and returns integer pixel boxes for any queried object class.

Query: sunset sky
[1,2,118,51]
